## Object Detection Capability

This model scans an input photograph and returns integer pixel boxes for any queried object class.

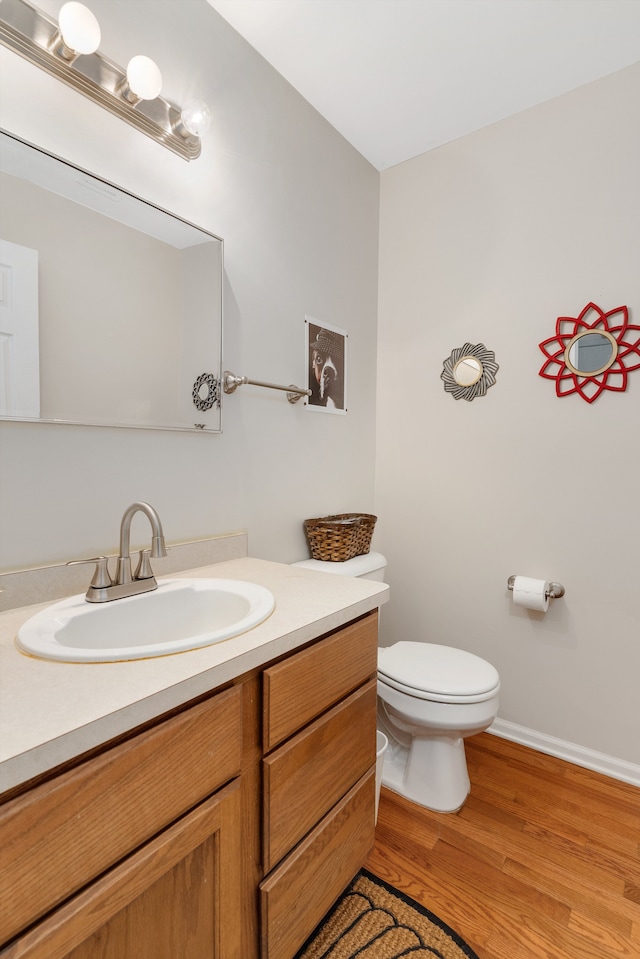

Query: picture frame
[305,317,348,414]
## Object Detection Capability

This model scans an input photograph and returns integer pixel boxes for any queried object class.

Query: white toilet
[293,551,500,813]
[377,642,499,812]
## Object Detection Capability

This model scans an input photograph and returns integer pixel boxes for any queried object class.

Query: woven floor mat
[295,870,480,959]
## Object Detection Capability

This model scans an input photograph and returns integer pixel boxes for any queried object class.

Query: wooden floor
[365,732,640,959]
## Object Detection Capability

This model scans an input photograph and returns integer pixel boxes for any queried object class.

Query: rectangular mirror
[0,129,223,432]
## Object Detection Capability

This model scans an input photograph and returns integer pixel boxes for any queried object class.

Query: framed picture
[305,317,348,414]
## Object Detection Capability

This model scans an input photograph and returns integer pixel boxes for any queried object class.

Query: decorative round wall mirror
[564,330,616,376]
[539,302,640,403]
[441,343,499,401]
[453,356,483,386]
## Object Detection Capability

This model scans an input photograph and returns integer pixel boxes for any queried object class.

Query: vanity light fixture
[52,1,101,62]
[0,0,207,160]
[120,55,163,105]
[179,99,212,137]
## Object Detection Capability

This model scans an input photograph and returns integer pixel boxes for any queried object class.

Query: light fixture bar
[0,0,201,160]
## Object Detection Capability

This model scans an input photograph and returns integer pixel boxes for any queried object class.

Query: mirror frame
[538,302,640,404]
[441,342,499,402]
[0,129,223,433]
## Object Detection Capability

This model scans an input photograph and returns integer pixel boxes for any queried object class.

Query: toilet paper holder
[507,576,565,600]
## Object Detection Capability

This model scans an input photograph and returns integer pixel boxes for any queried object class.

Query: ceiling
[207,0,640,171]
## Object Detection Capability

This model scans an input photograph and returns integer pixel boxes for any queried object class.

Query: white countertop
[0,557,388,794]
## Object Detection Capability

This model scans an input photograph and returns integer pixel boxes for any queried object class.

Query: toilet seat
[378,642,500,704]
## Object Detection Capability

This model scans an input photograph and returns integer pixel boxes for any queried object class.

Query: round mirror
[565,330,616,376]
[539,302,640,404]
[453,356,483,386]
[441,342,499,402]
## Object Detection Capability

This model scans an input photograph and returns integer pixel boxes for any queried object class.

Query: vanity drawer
[260,768,375,959]
[263,611,377,751]
[263,680,376,871]
[0,685,242,947]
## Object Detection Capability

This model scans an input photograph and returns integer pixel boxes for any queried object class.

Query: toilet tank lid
[378,642,499,697]
[292,551,386,577]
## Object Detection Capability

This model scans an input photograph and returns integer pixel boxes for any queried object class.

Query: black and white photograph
[305,318,347,414]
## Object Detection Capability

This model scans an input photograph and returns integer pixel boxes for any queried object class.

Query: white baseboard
[488,719,640,788]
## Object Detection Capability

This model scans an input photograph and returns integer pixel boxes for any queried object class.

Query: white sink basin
[17,578,276,663]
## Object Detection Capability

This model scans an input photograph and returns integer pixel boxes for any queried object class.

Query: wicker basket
[303,513,377,562]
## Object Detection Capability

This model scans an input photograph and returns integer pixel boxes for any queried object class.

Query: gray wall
[0,0,379,569]
[376,63,640,766]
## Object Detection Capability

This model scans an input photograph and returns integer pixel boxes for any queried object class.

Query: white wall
[376,64,640,766]
[0,0,379,570]
[2,174,185,424]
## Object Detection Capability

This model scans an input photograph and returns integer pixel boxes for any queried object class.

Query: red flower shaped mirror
[538,302,640,403]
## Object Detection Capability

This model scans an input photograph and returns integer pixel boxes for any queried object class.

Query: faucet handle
[67,557,113,589]
[135,549,154,580]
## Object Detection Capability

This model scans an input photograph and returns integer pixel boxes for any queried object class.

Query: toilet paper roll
[512,576,549,612]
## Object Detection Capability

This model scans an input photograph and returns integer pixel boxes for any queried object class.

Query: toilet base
[381,731,471,813]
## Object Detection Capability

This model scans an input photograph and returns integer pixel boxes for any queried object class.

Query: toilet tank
[292,551,387,581]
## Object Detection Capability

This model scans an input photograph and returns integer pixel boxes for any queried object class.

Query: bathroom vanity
[0,557,387,959]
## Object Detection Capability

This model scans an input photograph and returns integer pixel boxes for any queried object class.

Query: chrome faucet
[115,502,168,585]
[68,502,168,603]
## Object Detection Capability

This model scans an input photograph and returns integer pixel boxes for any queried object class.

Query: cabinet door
[260,769,375,959]
[0,686,242,945]
[2,781,242,959]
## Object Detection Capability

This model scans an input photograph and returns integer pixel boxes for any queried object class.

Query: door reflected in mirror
[565,330,616,376]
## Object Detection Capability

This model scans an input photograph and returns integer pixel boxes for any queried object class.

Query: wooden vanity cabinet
[0,686,245,959]
[260,611,379,959]
[0,609,380,959]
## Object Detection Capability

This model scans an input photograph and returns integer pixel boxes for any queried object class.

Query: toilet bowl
[377,641,499,812]
[291,551,500,813]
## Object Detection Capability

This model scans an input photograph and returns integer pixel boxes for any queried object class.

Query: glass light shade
[126,55,162,100]
[180,100,211,137]
[58,2,101,55]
